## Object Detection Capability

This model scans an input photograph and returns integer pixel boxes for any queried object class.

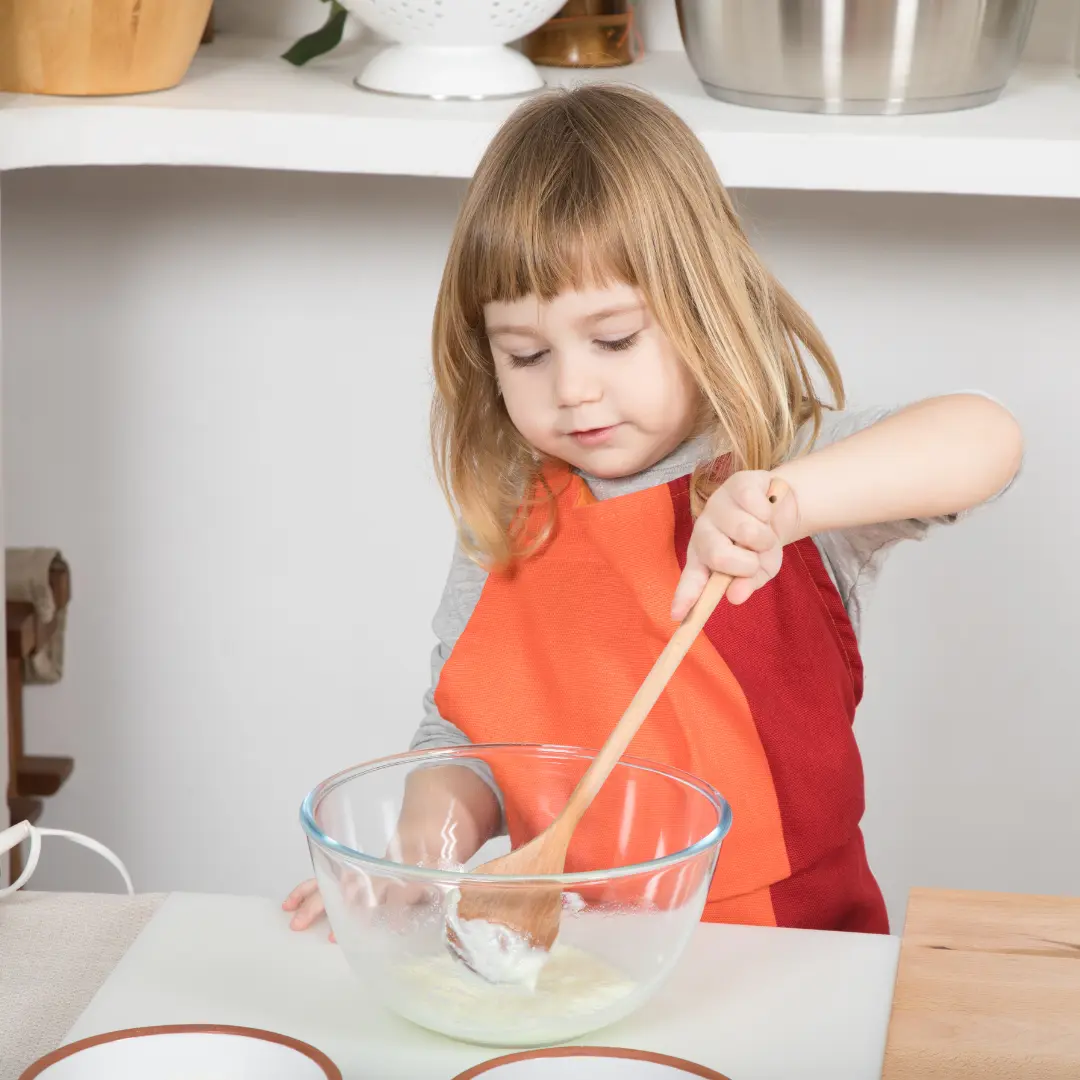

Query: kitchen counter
[0,891,900,1080]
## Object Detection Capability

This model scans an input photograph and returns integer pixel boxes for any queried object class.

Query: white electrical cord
[0,818,134,900]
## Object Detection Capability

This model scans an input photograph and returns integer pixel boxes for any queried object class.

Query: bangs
[467,194,638,310]
[453,116,641,312]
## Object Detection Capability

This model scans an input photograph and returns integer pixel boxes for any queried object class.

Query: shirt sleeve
[797,398,1015,638]
[410,543,489,753]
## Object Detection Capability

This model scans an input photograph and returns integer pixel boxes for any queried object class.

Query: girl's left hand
[671,470,796,620]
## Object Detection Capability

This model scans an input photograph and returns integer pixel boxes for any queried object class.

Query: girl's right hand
[283,878,332,938]
[283,867,434,939]
[283,763,501,938]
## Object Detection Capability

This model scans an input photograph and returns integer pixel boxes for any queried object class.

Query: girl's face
[484,283,699,479]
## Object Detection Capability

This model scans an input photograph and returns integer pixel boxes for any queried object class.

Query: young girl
[286,84,1021,937]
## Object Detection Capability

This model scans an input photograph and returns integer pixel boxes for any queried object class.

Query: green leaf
[282,1,349,67]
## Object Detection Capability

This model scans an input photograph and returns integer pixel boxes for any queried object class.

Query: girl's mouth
[569,425,620,447]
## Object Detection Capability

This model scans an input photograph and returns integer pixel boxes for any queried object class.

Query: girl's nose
[553,354,602,408]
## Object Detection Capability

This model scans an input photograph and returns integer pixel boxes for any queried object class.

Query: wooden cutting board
[882,887,1080,1079]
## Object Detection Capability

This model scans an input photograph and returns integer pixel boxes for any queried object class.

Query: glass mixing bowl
[301,744,731,1048]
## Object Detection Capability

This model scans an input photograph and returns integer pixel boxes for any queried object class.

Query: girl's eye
[597,333,640,353]
[508,350,548,368]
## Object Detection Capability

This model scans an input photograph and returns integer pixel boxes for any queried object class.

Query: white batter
[444,888,550,989]
[388,937,640,1047]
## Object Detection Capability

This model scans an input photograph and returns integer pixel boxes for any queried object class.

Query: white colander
[341,0,570,99]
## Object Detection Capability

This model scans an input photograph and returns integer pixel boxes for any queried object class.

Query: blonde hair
[432,83,844,567]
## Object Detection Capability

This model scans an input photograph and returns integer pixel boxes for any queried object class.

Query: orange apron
[435,464,888,933]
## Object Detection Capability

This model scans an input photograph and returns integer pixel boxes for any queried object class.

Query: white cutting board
[63,893,899,1080]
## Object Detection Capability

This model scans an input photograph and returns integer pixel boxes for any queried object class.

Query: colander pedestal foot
[355,44,545,101]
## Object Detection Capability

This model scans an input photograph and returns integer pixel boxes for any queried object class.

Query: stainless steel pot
[674,0,1037,115]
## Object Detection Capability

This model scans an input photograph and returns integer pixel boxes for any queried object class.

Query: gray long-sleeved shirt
[411,405,962,756]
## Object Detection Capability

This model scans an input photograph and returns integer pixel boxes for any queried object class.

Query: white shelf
[3,35,1080,197]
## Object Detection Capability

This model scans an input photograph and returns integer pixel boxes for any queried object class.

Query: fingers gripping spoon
[446,479,790,986]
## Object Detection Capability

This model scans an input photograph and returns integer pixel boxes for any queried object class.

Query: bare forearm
[772,395,1022,542]
[395,764,502,866]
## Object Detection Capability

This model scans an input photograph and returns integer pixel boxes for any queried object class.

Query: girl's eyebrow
[576,302,646,328]
[486,322,540,337]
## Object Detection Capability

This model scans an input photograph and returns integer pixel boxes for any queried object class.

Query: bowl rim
[18,1025,342,1080]
[451,1045,732,1079]
[300,742,732,885]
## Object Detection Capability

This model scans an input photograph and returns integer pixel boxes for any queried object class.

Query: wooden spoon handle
[555,477,790,836]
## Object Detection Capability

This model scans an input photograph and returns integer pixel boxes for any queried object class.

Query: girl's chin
[566,448,662,481]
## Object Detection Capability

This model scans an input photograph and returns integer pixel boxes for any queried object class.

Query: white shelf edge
[1,37,1079,198]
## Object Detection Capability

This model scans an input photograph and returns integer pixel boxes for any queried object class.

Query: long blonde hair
[432,83,843,567]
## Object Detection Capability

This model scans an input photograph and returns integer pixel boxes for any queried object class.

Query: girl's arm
[672,394,1022,617]
[284,764,500,933]
[394,764,503,867]
[772,394,1022,542]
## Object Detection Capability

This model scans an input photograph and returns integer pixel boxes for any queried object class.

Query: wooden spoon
[448,478,790,979]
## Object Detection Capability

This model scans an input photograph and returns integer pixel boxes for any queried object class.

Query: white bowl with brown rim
[19,1024,341,1080]
[452,1046,732,1079]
